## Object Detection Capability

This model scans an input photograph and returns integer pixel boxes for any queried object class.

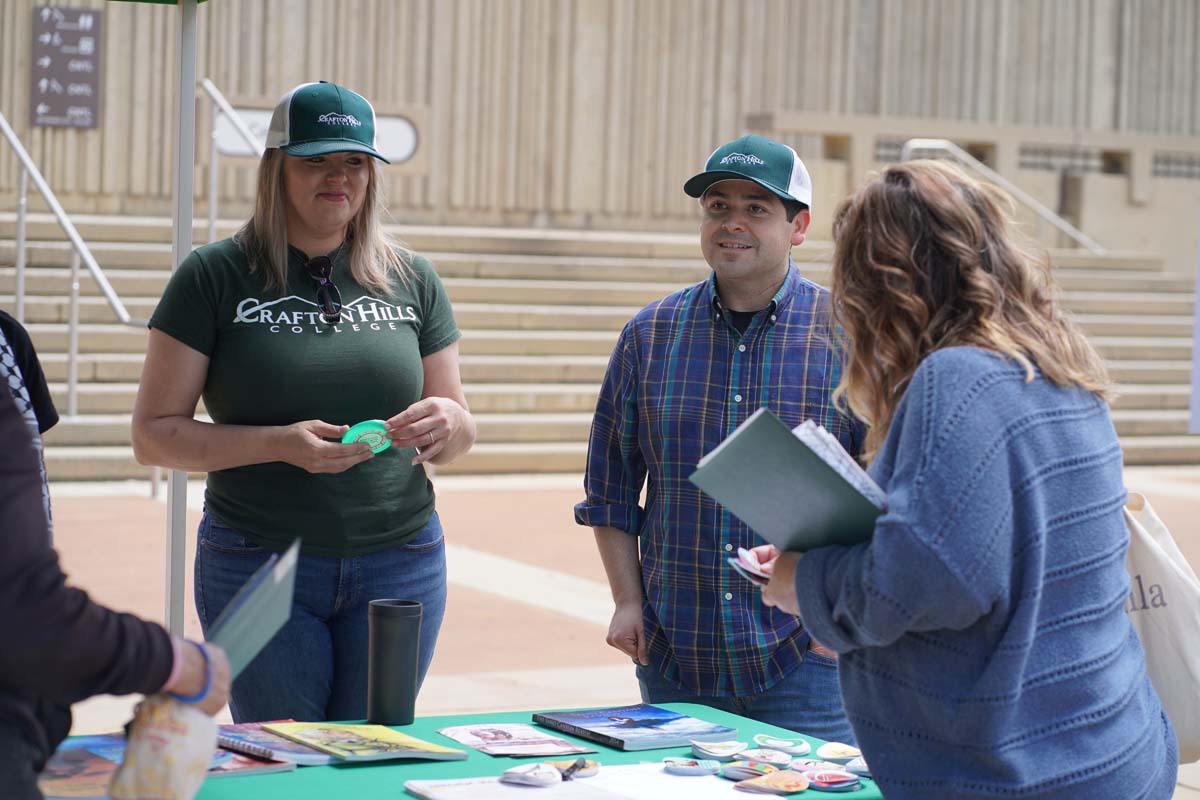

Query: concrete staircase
[1,212,1196,481]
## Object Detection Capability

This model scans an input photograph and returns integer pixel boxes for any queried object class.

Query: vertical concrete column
[566,0,608,214]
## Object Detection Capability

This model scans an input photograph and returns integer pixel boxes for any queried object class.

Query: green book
[689,407,884,552]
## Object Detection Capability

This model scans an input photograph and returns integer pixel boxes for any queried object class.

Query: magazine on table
[217,719,335,766]
[38,733,293,799]
[532,704,737,751]
[438,722,597,757]
[262,722,468,763]
[205,750,297,778]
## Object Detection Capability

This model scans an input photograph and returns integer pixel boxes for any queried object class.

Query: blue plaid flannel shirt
[575,263,865,697]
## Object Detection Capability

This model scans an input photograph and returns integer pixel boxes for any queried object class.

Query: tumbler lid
[369,598,423,618]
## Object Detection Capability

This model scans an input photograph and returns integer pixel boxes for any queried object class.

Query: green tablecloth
[192,703,883,799]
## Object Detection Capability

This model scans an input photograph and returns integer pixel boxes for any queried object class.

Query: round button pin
[341,419,391,453]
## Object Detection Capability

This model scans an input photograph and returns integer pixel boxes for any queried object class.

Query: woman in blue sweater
[760,160,1178,798]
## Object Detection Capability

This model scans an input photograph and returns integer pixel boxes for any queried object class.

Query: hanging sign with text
[31,6,103,128]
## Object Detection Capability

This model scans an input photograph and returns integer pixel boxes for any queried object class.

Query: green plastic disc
[342,419,391,453]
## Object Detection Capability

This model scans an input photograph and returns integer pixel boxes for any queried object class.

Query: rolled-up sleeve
[574,322,645,536]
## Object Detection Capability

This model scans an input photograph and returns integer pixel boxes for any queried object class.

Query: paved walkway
[48,468,1200,794]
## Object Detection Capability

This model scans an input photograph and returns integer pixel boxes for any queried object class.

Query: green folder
[208,539,300,678]
[689,408,882,552]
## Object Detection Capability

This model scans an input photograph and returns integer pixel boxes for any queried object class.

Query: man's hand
[606,600,648,666]
[760,550,802,616]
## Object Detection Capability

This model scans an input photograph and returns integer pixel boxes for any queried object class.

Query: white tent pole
[166,0,199,636]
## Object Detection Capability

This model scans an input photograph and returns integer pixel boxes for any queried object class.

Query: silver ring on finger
[427,430,435,447]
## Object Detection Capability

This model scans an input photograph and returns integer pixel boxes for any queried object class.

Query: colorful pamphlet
[532,703,737,751]
[217,719,334,766]
[38,733,125,800]
[206,750,296,778]
[262,722,467,762]
[39,732,292,799]
[438,723,596,757]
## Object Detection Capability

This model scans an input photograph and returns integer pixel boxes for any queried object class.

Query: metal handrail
[900,138,1106,255]
[199,78,264,242]
[0,110,145,418]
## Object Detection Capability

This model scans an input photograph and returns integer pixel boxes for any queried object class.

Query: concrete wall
[0,0,1198,258]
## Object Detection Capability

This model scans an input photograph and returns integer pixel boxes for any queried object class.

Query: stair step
[1105,360,1195,384]
[443,277,687,306]
[39,408,1196,448]
[39,353,144,382]
[7,295,156,325]
[1110,410,1194,437]
[453,303,639,331]
[0,266,172,297]
[44,434,1197,481]
[435,442,589,475]
[460,355,607,383]
[1060,292,1193,316]
[7,261,1190,302]
[1091,337,1192,361]
[25,323,147,354]
[1110,384,1190,410]
[1121,436,1200,465]
[460,329,618,356]
[43,442,590,480]
[462,384,600,413]
[44,378,1189,417]
[46,382,599,415]
[0,239,173,270]
[1075,315,1194,338]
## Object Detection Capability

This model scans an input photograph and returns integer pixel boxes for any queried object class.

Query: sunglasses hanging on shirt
[304,255,343,325]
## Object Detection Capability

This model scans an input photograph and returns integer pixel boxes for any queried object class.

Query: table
[193,703,883,799]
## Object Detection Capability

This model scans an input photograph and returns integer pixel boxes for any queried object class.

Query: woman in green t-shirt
[131,81,476,722]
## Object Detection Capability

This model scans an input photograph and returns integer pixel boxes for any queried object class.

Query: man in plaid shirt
[575,135,864,742]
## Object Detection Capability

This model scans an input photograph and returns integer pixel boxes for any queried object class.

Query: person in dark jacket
[0,378,231,799]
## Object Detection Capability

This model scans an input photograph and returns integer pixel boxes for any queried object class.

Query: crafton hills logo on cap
[318,112,361,127]
[720,153,766,166]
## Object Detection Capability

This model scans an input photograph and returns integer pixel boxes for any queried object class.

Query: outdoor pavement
[47,467,1200,795]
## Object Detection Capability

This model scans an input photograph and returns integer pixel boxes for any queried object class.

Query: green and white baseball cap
[265,81,390,163]
[684,134,811,208]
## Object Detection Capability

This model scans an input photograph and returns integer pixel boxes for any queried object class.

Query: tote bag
[1124,491,1200,764]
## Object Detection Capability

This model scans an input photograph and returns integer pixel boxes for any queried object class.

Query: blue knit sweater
[794,347,1177,799]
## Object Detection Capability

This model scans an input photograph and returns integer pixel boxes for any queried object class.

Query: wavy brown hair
[235,149,413,293]
[830,159,1111,459]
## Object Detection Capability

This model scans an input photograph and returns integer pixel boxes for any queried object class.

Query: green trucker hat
[265,81,390,163]
[684,134,811,207]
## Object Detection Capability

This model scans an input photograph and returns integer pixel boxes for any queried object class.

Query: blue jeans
[636,649,856,745]
[195,511,447,723]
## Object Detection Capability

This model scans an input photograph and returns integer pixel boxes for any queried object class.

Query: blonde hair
[830,159,1111,459]
[235,149,412,293]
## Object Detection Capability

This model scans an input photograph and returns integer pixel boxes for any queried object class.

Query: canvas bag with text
[1124,491,1200,764]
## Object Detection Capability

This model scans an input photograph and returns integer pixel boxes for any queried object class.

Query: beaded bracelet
[167,641,212,704]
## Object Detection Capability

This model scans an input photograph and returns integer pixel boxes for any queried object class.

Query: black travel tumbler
[367,599,423,725]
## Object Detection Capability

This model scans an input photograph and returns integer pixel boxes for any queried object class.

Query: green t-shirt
[150,237,461,556]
